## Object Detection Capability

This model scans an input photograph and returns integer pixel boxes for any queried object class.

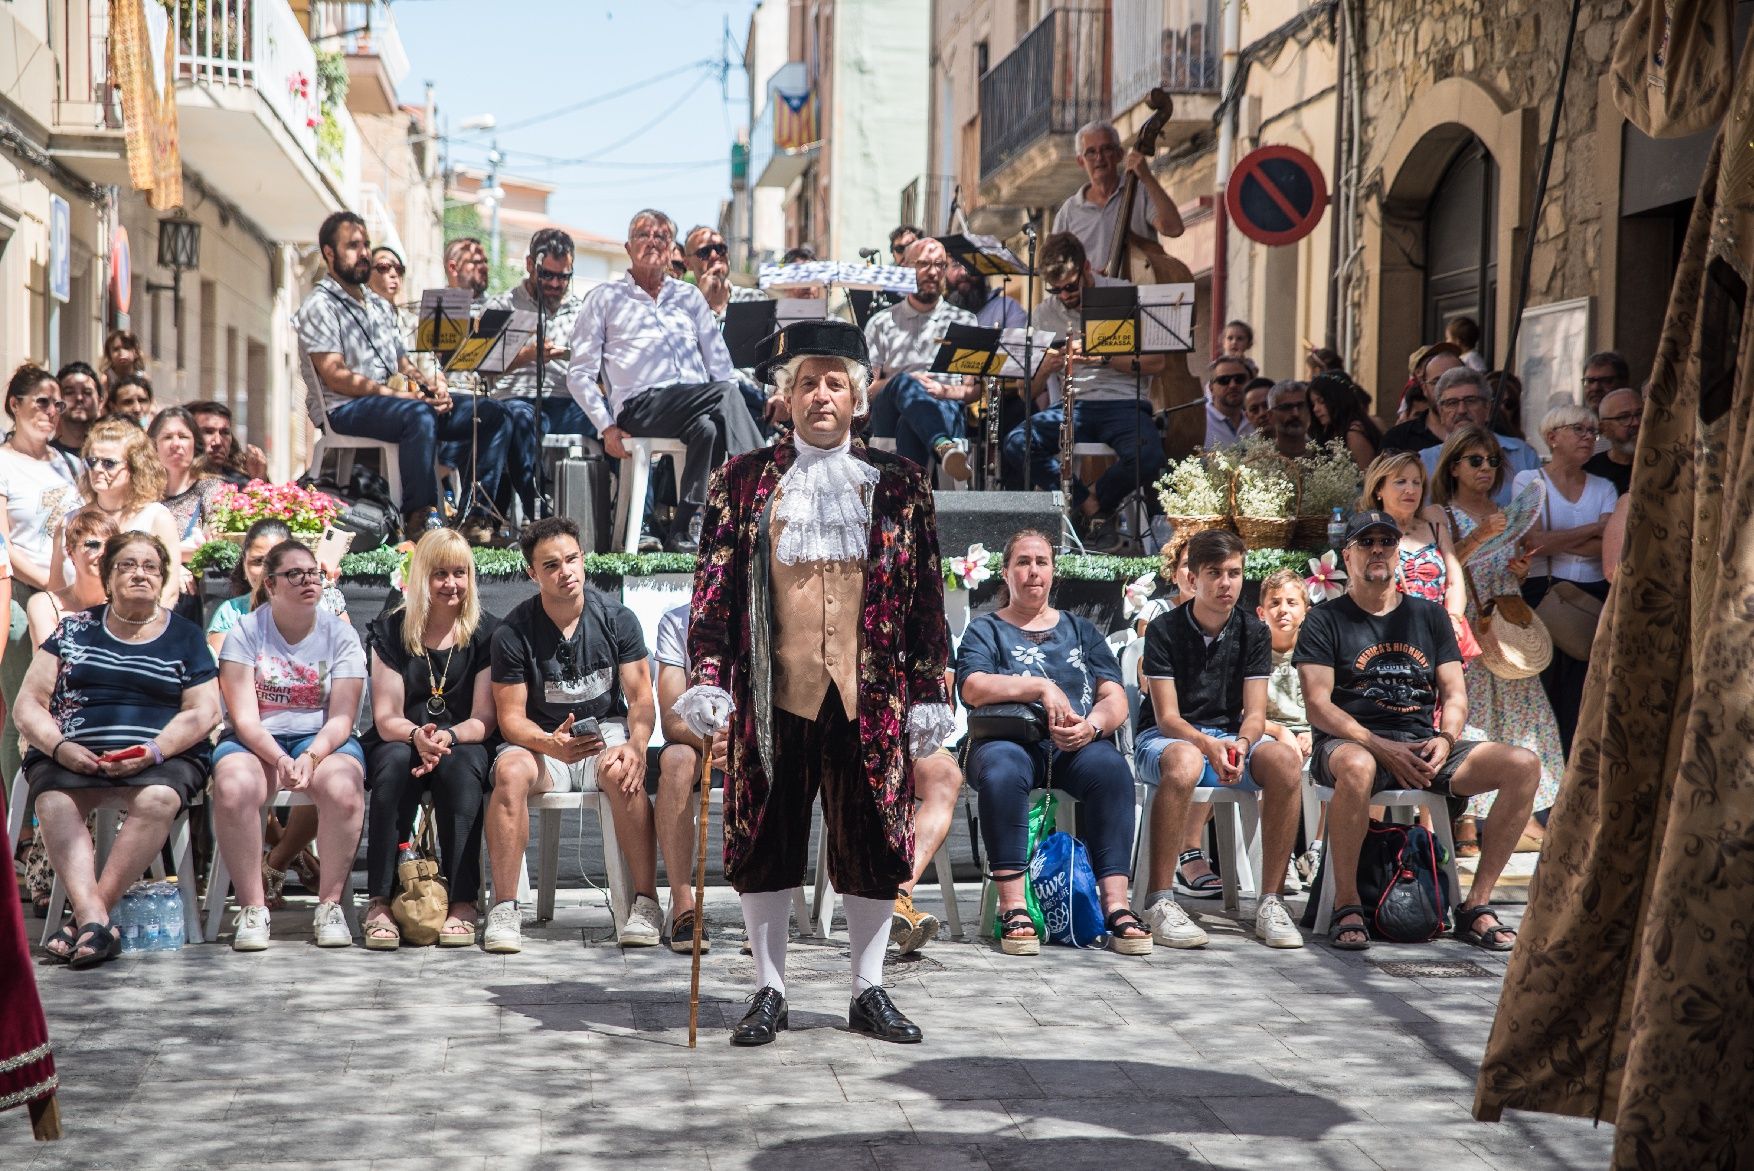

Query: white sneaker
[1282,859,1304,895]
[313,900,352,948]
[231,905,271,952]
[936,438,973,482]
[618,894,664,947]
[1255,895,1304,949]
[483,901,523,954]
[1144,898,1209,949]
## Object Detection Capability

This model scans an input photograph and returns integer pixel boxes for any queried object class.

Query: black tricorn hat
[753,318,870,386]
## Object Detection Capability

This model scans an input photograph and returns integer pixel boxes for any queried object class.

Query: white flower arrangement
[1156,452,1229,517]
[1232,449,1297,518]
[1297,439,1363,516]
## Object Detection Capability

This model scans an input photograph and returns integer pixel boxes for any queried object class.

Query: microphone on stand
[857,247,880,261]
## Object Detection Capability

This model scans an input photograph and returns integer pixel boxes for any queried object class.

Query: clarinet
[1060,361,1085,523]
[984,376,1001,487]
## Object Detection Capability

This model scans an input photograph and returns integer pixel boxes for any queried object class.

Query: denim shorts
[1132,724,1261,792]
[213,731,368,774]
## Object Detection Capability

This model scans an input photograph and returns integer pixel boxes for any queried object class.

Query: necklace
[107,604,161,627]
[422,640,459,716]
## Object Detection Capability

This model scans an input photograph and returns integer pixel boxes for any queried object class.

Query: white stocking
[843,894,892,996]
[739,889,794,997]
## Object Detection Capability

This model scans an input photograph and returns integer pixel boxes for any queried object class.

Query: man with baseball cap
[1293,510,1540,952]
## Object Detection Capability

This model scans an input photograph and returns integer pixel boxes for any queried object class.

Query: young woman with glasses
[211,540,369,951]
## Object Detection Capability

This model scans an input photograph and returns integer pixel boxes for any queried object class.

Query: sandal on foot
[42,922,78,963]
[437,917,477,948]
[261,861,288,911]
[1104,907,1154,956]
[996,907,1040,956]
[1172,848,1223,899]
[1455,904,1517,951]
[1328,904,1371,951]
[362,917,401,951]
[668,909,710,955]
[67,922,121,970]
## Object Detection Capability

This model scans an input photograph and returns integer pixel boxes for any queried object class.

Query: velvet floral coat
[688,437,951,877]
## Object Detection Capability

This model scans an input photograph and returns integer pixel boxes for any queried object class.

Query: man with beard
[1269,379,1310,459]
[189,401,268,484]
[1203,355,1254,448]
[862,237,978,480]
[52,361,103,456]
[295,211,511,535]
[682,225,785,435]
[1005,231,1166,551]
[889,224,922,264]
[566,209,760,553]
[1243,377,1275,440]
[1294,510,1539,951]
[1055,121,1184,270]
[1584,386,1640,495]
[485,229,598,518]
[945,260,1027,330]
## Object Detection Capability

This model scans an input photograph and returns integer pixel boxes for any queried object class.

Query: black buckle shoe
[848,986,922,1044]
[731,986,788,1047]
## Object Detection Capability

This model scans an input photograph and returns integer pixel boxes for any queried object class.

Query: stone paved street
[3,821,1611,1171]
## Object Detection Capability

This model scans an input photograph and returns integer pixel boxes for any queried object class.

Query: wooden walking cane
[687,736,714,1048]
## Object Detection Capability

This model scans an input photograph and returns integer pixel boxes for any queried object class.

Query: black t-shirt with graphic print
[1292,593,1460,742]
[490,588,647,734]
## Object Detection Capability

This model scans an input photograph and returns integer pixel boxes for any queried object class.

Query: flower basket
[1291,514,1332,549]
[215,530,324,552]
[1234,515,1296,549]
[210,481,343,544]
[1162,514,1235,541]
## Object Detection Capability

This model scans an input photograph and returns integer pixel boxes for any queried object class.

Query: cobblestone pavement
[2,821,1611,1170]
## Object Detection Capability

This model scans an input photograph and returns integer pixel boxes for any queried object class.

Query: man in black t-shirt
[485,516,660,953]
[1133,530,1307,950]
[1294,511,1539,952]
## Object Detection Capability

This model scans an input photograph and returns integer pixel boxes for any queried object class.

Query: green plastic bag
[992,788,1055,942]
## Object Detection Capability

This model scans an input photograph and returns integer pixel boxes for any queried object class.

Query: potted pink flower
[211,480,343,550]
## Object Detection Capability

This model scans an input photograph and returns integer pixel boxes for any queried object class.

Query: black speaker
[932,490,1065,555]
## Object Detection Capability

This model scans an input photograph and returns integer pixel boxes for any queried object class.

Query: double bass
[1101,88,1206,458]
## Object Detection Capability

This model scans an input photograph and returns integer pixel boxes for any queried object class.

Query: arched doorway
[1423,137,1499,363]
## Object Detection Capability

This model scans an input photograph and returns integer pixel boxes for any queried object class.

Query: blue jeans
[1003,399,1164,513]
[870,372,964,469]
[328,393,510,516]
[213,731,368,775]
[498,395,596,514]
[1132,725,1261,791]
[967,738,1136,880]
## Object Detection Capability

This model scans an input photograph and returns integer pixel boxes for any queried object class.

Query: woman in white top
[1512,402,1618,755]
[69,418,183,607]
[212,540,368,952]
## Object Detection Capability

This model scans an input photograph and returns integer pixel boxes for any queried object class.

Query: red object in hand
[1226,743,1241,768]
[98,745,149,764]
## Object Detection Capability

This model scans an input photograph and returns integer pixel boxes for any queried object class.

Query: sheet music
[775,298,828,327]
[1139,283,1196,353]
[447,309,536,374]
[758,261,917,294]
[415,288,473,353]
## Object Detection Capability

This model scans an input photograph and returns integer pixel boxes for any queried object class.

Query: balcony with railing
[977,7,1109,207]
[311,0,411,116]
[1111,0,1221,148]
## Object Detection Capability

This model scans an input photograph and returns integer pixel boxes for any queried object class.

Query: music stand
[722,298,828,369]
[935,232,1030,277]
[414,288,472,356]
[437,307,535,530]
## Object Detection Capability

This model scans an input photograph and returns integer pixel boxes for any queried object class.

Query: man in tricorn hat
[678,319,954,1046]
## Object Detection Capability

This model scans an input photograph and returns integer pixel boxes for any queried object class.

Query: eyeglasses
[692,242,728,260]
[270,567,323,585]
[1046,279,1082,296]
[535,269,574,283]
[1348,536,1399,550]
[79,539,104,552]
[27,396,66,414]
[1599,411,1641,426]
[373,261,405,276]
[1211,373,1250,387]
[1554,423,1599,439]
[1438,395,1488,412]
[112,560,163,578]
[88,456,124,472]
[1457,454,1502,469]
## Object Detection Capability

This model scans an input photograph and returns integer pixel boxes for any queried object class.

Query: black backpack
[1358,820,1454,942]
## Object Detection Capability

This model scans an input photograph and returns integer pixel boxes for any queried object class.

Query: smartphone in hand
[315,526,354,575]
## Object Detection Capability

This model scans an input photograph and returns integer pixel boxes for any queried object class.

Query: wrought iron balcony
[978,7,1109,186]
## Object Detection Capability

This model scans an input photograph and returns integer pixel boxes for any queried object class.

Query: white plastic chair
[1302,782,1460,936]
[806,796,965,941]
[611,436,690,553]
[1130,781,1260,915]
[7,770,204,947]
[203,790,361,942]
[308,430,403,508]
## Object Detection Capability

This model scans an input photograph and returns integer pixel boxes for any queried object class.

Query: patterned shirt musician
[293,275,408,421]
[485,280,588,400]
[862,296,976,380]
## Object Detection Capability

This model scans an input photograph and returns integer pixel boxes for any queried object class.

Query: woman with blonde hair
[1359,451,1467,629]
[360,528,500,949]
[70,417,181,606]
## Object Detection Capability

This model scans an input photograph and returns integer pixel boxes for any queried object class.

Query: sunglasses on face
[1211,373,1250,387]
[1046,279,1082,296]
[1349,536,1399,550]
[1457,454,1502,469]
[89,457,124,472]
[692,243,728,260]
[535,269,574,283]
[373,262,405,276]
[28,396,65,414]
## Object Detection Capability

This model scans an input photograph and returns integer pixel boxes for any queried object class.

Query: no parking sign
[1226,145,1328,247]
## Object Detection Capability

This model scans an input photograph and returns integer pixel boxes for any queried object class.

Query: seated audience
[189,401,269,484]
[1359,452,1468,640]
[1416,367,1541,507]
[26,508,116,647]
[212,540,369,951]
[72,418,182,606]
[1295,510,1539,951]
[1132,530,1305,950]
[106,374,154,427]
[956,531,1147,956]
[1257,568,1317,886]
[362,529,499,949]
[1309,370,1381,470]
[486,516,661,952]
[15,531,220,967]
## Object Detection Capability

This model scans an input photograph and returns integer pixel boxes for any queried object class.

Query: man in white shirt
[566,209,763,553]
[862,237,979,480]
[1054,121,1184,271]
[1203,356,1255,449]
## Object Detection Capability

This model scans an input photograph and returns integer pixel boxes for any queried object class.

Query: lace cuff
[674,686,734,737]
[907,703,957,758]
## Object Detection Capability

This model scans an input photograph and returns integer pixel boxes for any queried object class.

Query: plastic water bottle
[116,887,142,953]
[160,886,185,951]
[141,884,164,952]
[1327,507,1347,551]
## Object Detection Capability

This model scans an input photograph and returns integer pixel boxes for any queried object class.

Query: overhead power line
[494,58,716,134]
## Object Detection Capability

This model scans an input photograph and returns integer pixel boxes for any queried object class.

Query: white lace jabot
[774,434,878,565]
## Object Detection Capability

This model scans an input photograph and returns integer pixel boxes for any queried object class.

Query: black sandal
[1104,907,1153,955]
[1455,905,1517,951]
[42,922,78,963]
[996,907,1040,956]
[1329,904,1370,951]
[67,921,121,970]
[669,909,710,955]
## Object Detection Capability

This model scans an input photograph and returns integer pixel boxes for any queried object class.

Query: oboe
[984,376,1001,487]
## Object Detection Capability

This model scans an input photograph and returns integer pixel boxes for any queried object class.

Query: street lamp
[146,213,201,369]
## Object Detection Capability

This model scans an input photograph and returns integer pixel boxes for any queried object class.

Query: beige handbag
[391,814,448,946]
[1446,507,1553,681]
